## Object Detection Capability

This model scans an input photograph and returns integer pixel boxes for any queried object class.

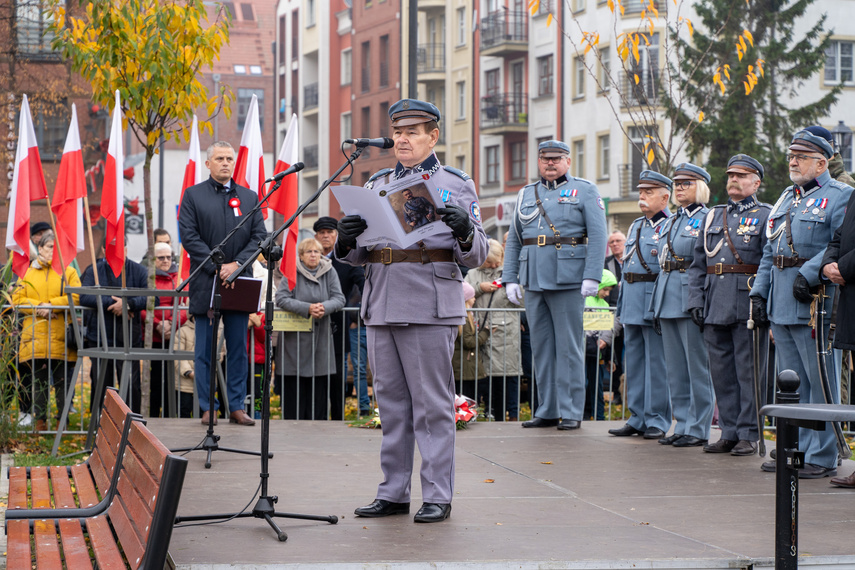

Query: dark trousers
[18,359,71,421]
[478,376,520,421]
[276,375,329,420]
[89,357,141,415]
[149,340,173,418]
[329,312,346,421]
[584,350,605,421]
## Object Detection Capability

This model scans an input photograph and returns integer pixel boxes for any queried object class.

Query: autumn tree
[47,0,232,415]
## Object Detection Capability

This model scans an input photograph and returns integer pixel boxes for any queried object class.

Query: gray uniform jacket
[687,196,770,326]
[464,266,521,376]
[751,170,853,325]
[274,257,346,376]
[617,211,670,325]
[503,176,608,291]
[339,156,488,324]
[652,204,708,319]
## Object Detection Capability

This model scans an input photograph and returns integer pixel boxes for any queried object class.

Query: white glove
[506,283,522,306]
[581,279,599,298]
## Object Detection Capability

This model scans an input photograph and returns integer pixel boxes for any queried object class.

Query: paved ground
[131,418,855,569]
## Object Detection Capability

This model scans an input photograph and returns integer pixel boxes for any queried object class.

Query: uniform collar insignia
[541,174,568,190]
[680,203,703,217]
[394,152,440,180]
[728,194,757,212]
[646,210,669,226]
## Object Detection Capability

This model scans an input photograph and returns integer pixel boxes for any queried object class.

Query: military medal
[651,249,658,256]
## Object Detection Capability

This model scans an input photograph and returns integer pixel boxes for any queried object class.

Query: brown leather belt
[661,259,690,272]
[522,235,587,247]
[706,263,759,275]
[367,247,454,265]
[773,255,808,269]
[623,272,657,283]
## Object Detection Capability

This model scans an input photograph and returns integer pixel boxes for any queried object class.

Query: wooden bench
[6,419,189,569]
[7,388,138,517]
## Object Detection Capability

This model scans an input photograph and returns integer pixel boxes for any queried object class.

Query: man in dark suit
[178,141,267,426]
[314,216,365,420]
[604,231,625,306]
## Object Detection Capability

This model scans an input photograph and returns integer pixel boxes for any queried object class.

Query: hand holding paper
[436,205,473,241]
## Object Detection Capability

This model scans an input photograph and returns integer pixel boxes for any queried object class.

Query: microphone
[264,161,305,184]
[344,137,394,149]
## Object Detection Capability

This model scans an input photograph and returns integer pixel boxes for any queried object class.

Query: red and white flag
[101,90,125,277]
[4,94,48,279]
[269,114,299,288]
[51,103,86,276]
[177,115,202,280]
[233,94,267,218]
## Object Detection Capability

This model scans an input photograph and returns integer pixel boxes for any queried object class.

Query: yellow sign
[272,310,313,332]
[583,309,614,332]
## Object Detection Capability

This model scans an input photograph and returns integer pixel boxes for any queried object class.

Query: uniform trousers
[624,324,670,433]
[661,318,714,439]
[771,323,838,469]
[367,324,457,505]
[525,288,585,421]
[704,324,765,442]
[194,310,249,414]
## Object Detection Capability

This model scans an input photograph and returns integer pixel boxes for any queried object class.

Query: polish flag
[101,91,125,277]
[233,94,266,218]
[177,115,202,280]
[51,104,86,276]
[269,114,299,288]
[4,94,48,279]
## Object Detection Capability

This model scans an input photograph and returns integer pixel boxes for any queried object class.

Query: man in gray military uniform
[751,129,853,478]
[503,140,607,430]
[609,170,672,439]
[687,154,770,456]
[336,99,488,523]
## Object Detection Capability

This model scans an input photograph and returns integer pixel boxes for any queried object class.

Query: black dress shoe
[522,417,560,428]
[608,424,643,437]
[672,435,708,447]
[761,460,776,472]
[413,502,451,523]
[703,439,737,453]
[557,419,581,430]
[642,427,666,440]
[799,463,837,479]
[730,440,758,456]
[658,433,684,445]
[354,499,410,518]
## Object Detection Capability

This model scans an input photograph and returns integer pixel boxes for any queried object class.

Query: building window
[306,0,315,27]
[537,55,554,96]
[536,0,552,15]
[573,139,585,179]
[571,0,586,13]
[456,155,466,172]
[341,112,352,142]
[457,7,467,46]
[378,101,389,148]
[598,48,611,92]
[238,88,264,131]
[598,135,610,180]
[28,100,69,161]
[456,81,466,120]
[16,0,57,57]
[825,40,854,86]
[574,57,586,99]
[486,145,500,183]
[379,35,390,88]
[485,69,500,97]
[510,141,526,180]
[361,106,371,138]
[233,64,247,74]
[341,49,352,86]
[361,41,371,93]
[249,65,262,75]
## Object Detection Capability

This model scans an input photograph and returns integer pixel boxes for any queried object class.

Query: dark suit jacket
[329,254,365,352]
[178,177,267,316]
[822,189,855,350]
[80,258,148,346]
[604,254,622,307]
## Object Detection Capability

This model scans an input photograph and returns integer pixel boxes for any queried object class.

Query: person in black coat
[177,141,267,426]
[79,244,148,414]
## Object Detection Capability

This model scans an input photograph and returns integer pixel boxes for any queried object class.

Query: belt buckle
[537,235,547,247]
[714,263,723,275]
[774,255,784,268]
[380,247,393,265]
[626,274,634,284]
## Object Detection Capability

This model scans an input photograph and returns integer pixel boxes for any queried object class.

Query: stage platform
[7,419,855,569]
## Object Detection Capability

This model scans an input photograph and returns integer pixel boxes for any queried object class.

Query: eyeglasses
[674,180,696,189]
[786,153,822,163]
[156,255,172,261]
[539,156,566,164]
[303,250,321,255]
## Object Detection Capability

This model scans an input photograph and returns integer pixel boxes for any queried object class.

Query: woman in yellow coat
[12,232,80,431]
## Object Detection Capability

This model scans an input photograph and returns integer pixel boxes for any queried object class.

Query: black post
[408,0,418,99]
[774,370,801,570]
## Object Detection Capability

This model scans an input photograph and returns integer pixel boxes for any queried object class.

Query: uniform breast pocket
[556,200,582,222]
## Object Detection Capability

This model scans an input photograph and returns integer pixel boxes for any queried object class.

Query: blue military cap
[389,99,441,127]
[637,170,672,190]
[726,153,765,180]
[803,125,833,145]
[673,162,711,184]
[790,129,833,159]
[538,140,570,157]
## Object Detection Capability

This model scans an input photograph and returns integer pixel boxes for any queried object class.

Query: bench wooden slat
[6,520,32,567]
[127,424,170,484]
[121,446,160,512]
[57,518,94,569]
[110,496,146,570]
[95,417,121,473]
[71,464,100,508]
[8,467,30,509]
[49,466,78,509]
[87,514,128,568]
[31,468,53,509]
[116,470,154,541]
[33,519,63,569]
[90,432,113,495]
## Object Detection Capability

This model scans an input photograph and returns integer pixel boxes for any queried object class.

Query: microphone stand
[185,148,366,540]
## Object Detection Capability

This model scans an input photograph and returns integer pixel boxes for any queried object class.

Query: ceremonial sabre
[813,284,850,460]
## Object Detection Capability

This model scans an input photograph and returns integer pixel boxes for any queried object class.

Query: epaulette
[442,165,470,181]
[829,179,853,191]
[368,168,393,183]
[571,176,594,185]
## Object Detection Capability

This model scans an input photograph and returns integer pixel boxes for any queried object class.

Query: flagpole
[82,196,100,286]
[44,198,68,280]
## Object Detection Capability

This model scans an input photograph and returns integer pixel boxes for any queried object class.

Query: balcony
[480,93,528,134]
[623,0,664,15]
[417,43,445,75]
[480,10,528,57]
[304,144,319,170]
[619,72,659,108]
[618,163,639,198]
[304,83,319,111]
